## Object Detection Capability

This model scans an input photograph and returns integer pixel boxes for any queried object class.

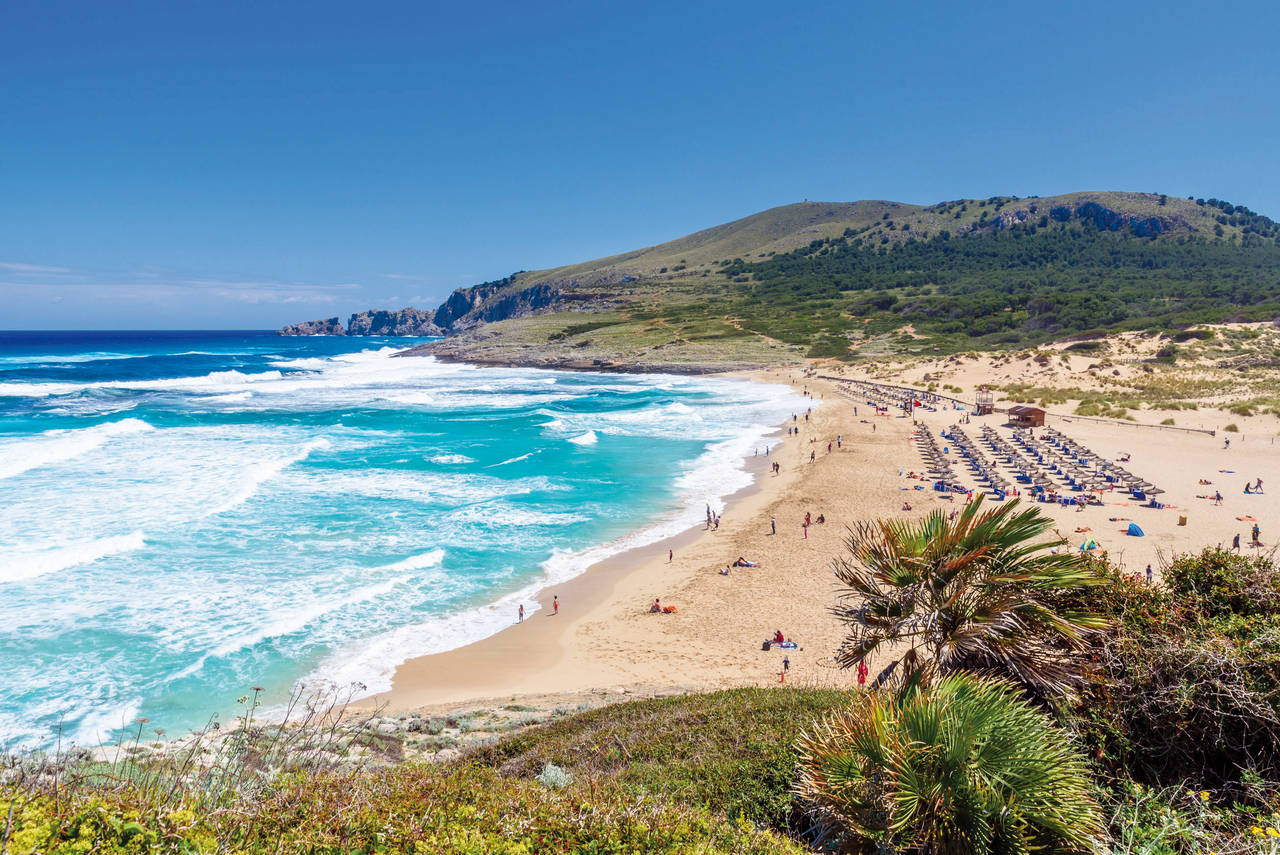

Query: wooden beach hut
[1007,405,1046,428]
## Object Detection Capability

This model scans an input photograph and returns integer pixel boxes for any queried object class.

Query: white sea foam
[205,437,332,517]
[488,451,536,467]
[0,417,154,480]
[0,352,136,365]
[203,391,254,403]
[3,531,146,584]
[429,454,474,465]
[375,548,446,573]
[211,578,403,658]
[567,430,598,445]
[70,698,143,749]
[306,582,544,695]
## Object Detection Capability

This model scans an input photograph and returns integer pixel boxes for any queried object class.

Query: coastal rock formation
[279,317,346,336]
[347,308,444,337]
[438,282,563,330]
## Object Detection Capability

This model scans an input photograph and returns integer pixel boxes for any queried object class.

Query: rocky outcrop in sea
[279,317,346,336]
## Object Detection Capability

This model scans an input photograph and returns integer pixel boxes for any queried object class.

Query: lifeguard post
[975,388,994,416]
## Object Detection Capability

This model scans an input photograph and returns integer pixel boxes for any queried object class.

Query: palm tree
[831,497,1107,697]
[794,674,1105,854]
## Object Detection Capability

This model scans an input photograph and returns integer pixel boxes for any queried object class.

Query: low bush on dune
[473,687,849,833]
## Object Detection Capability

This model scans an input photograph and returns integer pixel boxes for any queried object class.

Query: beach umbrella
[1078,538,1099,551]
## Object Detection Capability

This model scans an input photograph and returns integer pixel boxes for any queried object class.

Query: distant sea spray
[0,331,804,750]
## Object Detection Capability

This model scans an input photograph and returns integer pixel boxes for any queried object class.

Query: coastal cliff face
[438,282,562,330]
[347,308,444,336]
[279,317,345,336]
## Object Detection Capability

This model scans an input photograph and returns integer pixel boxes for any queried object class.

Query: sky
[3,0,1278,329]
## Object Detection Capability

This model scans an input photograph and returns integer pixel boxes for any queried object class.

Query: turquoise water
[0,331,801,750]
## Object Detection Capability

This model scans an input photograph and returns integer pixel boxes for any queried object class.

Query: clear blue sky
[3,0,1277,329]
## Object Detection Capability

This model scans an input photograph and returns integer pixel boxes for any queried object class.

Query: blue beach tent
[1127,523,1144,537]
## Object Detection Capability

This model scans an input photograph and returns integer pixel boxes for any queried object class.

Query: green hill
[403,191,1280,369]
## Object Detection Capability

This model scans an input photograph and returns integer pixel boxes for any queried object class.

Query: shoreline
[359,439,778,712]
[361,369,880,715]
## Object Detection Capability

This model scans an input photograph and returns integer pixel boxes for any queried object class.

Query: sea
[0,330,804,750]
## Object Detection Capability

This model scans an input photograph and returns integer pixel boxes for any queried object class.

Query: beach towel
[1126,523,1144,537]
[1237,515,1258,522]
[767,641,799,650]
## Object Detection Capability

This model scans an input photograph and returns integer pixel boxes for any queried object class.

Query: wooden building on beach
[1006,405,1046,427]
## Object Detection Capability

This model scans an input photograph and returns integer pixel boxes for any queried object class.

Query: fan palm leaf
[831,496,1108,697]
[795,675,1104,854]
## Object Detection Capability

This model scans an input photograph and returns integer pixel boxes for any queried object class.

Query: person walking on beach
[782,655,790,673]
[802,522,808,539]
[837,434,842,448]
[1145,564,1153,584]
[518,604,525,623]
[770,516,776,535]
[668,549,673,563]
[553,595,559,615]
[1233,533,1241,553]
[1253,523,1261,546]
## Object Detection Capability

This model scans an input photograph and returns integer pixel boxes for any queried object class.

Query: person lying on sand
[732,557,759,567]
[1199,478,1213,485]
[719,566,731,575]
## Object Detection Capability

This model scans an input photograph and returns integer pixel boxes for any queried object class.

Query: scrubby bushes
[4,764,806,854]
[1066,552,1280,796]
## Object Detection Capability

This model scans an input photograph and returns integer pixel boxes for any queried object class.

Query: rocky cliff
[278,276,570,337]
[279,317,346,336]
[347,308,443,336]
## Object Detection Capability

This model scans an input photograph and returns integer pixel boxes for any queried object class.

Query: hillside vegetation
[415,192,1280,366]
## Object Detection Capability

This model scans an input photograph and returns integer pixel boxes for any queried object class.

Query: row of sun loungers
[837,380,950,414]
[1024,428,1163,501]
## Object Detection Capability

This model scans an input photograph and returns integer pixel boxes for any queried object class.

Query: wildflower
[1199,790,1209,802]
[1251,826,1264,836]
[1267,827,1280,838]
